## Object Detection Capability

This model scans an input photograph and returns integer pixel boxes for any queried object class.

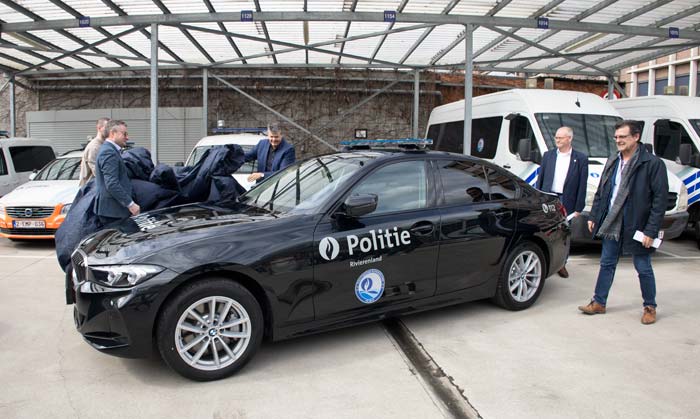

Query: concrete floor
[0,234,698,419]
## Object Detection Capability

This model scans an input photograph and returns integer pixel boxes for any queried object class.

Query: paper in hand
[633,230,662,249]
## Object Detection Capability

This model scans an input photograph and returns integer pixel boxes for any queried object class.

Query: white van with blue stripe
[426,89,689,242]
[612,96,700,246]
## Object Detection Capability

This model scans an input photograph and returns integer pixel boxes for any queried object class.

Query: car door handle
[502,164,511,169]
[409,222,434,236]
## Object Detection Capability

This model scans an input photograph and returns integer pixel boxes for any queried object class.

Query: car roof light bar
[211,127,267,134]
[339,138,433,150]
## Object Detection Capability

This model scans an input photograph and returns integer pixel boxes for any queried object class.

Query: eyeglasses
[612,134,631,140]
[554,136,570,140]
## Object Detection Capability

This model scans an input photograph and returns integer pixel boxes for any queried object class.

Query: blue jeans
[593,238,657,307]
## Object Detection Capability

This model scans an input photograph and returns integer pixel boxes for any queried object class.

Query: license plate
[12,220,46,228]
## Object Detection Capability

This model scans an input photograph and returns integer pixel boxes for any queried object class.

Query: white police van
[612,96,700,246]
[426,89,689,241]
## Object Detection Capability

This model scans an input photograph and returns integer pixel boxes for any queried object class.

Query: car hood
[0,180,79,206]
[81,202,287,265]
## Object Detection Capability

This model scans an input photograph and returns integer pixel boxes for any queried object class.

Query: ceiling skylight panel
[61,0,119,18]
[491,0,547,18]
[305,21,341,46]
[305,50,334,63]
[208,1,256,13]
[266,21,305,46]
[524,57,567,69]
[57,56,93,68]
[401,24,465,65]
[580,0,652,24]
[270,48,306,63]
[27,30,82,50]
[0,47,45,65]
[112,0,162,15]
[14,0,73,20]
[342,21,391,58]
[625,0,699,26]
[186,28,239,62]
[403,0,452,14]
[156,25,210,64]
[355,0,402,13]
[306,0,344,12]
[434,45,465,66]
[667,11,700,29]
[0,4,33,22]
[161,0,209,13]
[258,1,304,11]
[362,22,424,63]
[451,0,507,16]
[0,57,24,70]
[219,21,280,59]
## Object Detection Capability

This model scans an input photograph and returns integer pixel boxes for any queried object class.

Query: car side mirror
[518,138,532,162]
[174,161,184,167]
[28,172,37,181]
[678,144,692,165]
[342,194,378,218]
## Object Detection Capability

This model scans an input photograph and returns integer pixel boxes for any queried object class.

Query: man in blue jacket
[244,123,296,183]
[536,126,588,278]
[578,120,667,325]
[94,120,140,226]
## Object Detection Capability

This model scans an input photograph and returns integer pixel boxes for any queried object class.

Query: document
[633,230,662,249]
[566,213,576,222]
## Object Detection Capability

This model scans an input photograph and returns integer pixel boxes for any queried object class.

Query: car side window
[485,167,518,200]
[509,115,539,157]
[9,146,55,173]
[349,160,427,215]
[436,160,489,205]
[654,120,698,160]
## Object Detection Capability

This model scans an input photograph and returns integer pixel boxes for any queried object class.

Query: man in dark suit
[536,126,588,278]
[244,122,296,183]
[94,120,140,226]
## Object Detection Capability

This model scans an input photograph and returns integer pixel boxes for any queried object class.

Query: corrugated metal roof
[0,0,697,77]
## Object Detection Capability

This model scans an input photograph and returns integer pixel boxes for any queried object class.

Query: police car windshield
[239,154,370,215]
[690,120,700,138]
[535,113,622,158]
[34,157,81,181]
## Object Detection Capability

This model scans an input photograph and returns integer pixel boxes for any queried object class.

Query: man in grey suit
[94,120,140,226]
[79,117,110,187]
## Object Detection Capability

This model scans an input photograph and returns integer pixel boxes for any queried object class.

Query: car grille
[0,228,57,236]
[71,250,88,283]
[667,192,677,211]
[5,206,55,218]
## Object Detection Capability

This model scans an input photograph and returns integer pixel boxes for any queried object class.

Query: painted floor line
[569,256,700,261]
[0,254,54,259]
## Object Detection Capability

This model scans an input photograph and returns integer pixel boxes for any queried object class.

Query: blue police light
[211,127,267,134]
[339,138,433,147]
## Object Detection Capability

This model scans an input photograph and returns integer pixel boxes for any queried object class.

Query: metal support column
[202,68,208,137]
[413,70,420,138]
[9,77,16,137]
[150,23,159,164]
[607,77,614,100]
[463,24,473,155]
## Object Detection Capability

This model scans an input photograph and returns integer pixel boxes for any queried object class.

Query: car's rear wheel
[156,278,263,381]
[493,242,546,310]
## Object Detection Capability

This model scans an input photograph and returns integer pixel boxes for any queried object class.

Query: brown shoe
[641,306,656,325]
[558,266,569,278]
[578,301,606,315]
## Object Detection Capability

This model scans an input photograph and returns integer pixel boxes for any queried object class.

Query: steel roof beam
[253,0,277,64]
[368,0,409,64]
[4,11,700,41]
[202,0,245,64]
[176,23,422,69]
[336,0,358,65]
[0,18,71,70]
[603,39,700,72]
[100,0,183,63]
[15,25,145,75]
[524,0,681,70]
[149,0,214,63]
[0,52,34,69]
[485,25,613,76]
[47,0,149,63]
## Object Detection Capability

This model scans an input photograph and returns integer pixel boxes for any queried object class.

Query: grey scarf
[596,146,642,241]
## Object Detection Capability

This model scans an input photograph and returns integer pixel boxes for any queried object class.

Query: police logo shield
[319,236,340,261]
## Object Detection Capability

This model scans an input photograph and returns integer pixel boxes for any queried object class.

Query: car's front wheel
[493,242,546,311]
[156,278,263,381]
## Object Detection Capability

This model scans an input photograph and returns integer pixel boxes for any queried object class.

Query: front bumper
[569,211,689,242]
[68,265,179,359]
[0,207,66,239]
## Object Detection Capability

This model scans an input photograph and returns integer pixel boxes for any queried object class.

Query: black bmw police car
[68,141,569,381]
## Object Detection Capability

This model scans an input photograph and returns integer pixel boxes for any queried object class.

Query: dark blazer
[589,145,668,255]
[244,138,296,178]
[536,148,588,214]
[93,142,133,219]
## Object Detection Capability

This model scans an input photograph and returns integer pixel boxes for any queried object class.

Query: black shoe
[558,267,569,278]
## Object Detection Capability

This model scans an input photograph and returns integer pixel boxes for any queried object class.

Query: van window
[436,160,489,205]
[471,117,501,159]
[508,115,539,157]
[654,120,698,160]
[428,121,464,154]
[9,146,55,173]
[536,113,621,158]
[690,120,700,138]
[0,151,7,176]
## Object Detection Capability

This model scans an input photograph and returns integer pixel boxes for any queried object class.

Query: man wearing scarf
[578,120,667,325]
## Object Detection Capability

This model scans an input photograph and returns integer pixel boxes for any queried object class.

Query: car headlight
[90,264,164,288]
[677,183,688,212]
[60,203,72,215]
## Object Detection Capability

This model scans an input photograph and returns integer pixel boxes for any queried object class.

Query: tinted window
[9,146,55,173]
[350,160,427,215]
[0,151,6,176]
[34,157,81,181]
[437,160,489,205]
[429,117,501,159]
[536,113,621,158]
[508,115,539,157]
[655,78,668,95]
[428,121,464,154]
[654,120,698,160]
[675,74,689,95]
[637,81,648,97]
[485,167,518,200]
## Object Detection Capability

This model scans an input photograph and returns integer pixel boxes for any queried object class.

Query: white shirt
[609,153,626,209]
[552,148,572,194]
[105,139,121,152]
